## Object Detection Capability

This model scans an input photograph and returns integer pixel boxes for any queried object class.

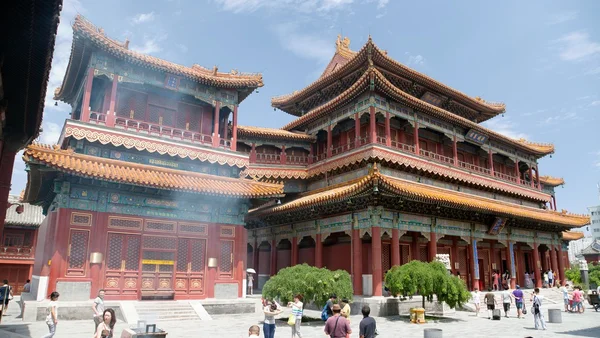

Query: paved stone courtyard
[1,297,599,337]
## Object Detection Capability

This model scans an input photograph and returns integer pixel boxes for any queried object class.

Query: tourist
[530,288,546,330]
[561,284,570,312]
[359,305,377,338]
[324,304,351,338]
[263,299,282,338]
[572,286,584,313]
[548,269,554,288]
[92,289,105,332]
[340,298,351,323]
[471,288,481,316]
[502,287,512,318]
[512,285,524,319]
[543,270,549,288]
[0,280,13,316]
[484,288,497,319]
[247,274,254,296]
[41,291,59,338]
[326,294,337,318]
[288,294,304,338]
[492,271,499,291]
[23,280,31,293]
[524,272,532,289]
[94,308,116,338]
[502,270,510,290]
[248,325,260,337]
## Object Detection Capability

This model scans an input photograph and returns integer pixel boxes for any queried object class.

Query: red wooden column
[291,237,298,266]
[384,112,391,146]
[428,232,437,261]
[411,233,420,261]
[280,145,287,164]
[106,74,118,127]
[550,246,559,282]
[514,160,521,184]
[451,238,458,275]
[413,122,420,154]
[535,166,541,190]
[212,101,221,147]
[221,113,228,143]
[391,229,400,267]
[250,143,257,163]
[533,243,542,288]
[557,247,566,286]
[231,105,238,151]
[326,125,332,158]
[516,244,524,286]
[0,148,16,241]
[369,106,377,143]
[372,226,383,296]
[80,67,94,122]
[308,144,314,164]
[452,136,458,166]
[253,241,259,273]
[488,149,495,176]
[354,113,361,147]
[352,228,363,295]
[315,234,323,268]
[270,240,277,276]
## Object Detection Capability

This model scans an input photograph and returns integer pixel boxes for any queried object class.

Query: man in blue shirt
[359,305,377,338]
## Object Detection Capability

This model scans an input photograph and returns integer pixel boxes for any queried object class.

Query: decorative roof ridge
[237,125,316,141]
[272,37,504,113]
[539,175,565,186]
[25,142,282,189]
[515,138,555,152]
[70,15,263,86]
[371,68,554,156]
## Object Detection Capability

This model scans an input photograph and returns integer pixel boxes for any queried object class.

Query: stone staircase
[134,301,201,322]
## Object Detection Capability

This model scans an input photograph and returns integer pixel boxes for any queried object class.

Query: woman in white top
[94,308,116,338]
[288,294,304,338]
[471,288,481,317]
[41,291,59,338]
[263,300,282,338]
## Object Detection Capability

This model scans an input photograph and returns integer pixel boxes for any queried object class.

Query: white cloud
[554,31,600,61]
[131,34,168,54]
[214,0,354,13]
[39,121,62,145]
[377,0,389,9]
[482,118,528,140]
[405,52,425,66]
[132,12,155,25]
[375,12,386,19]
[273,23,335,64]
[590,100,600,107]
[587,66,600,75]
[547,11,577,25]
[544,111,578,124]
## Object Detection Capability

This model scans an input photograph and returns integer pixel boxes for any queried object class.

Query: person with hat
[324,304,351,338]
[512,285,525,319]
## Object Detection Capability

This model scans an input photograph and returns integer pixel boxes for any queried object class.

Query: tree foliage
[262,264,353,308]
[565,263,581,284]
[566,262,600,287]
[384,260,471,309]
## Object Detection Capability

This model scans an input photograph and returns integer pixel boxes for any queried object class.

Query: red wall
[298,247,315,266]
[323,243,351,273]
[258,250,271,275]
[276,249,291,272]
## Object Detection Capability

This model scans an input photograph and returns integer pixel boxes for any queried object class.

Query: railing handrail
[114,116,219,147]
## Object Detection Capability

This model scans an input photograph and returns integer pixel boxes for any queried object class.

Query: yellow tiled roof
[24,143,283,198]
[237,126,315,141]
[562,231,584,241]
[250,165,589,227]
[539,175,565,186]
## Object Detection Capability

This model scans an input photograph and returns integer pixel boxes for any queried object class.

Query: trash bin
[410,307,426,324]
[424,328,443,338]
[548,308,562,323]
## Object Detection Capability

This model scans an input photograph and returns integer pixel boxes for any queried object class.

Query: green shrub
[384,260,471,309]
[262,264,353,308]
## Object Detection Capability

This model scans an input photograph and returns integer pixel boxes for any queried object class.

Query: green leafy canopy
[262,264,353,308]
[384,260,471,309]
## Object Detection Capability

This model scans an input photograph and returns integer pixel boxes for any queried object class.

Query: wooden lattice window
[116,89,147,119]
[382,244,391,272]
[178,223,207,235]
[3,233,24,247]
[67,230,89,276]
[142,236,177,249]
[419,246,428,262]
[218,240,234,278]
[107,234,123,270]
[220,226,235,238]
[401,245,410,264]
[145,219,176,232]
[177,238,189,272]
[108,216,142,230]
[191,239,206,272]
[70,212,92,226]
[126,236,141,270]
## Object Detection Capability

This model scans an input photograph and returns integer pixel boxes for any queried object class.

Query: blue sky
[12,0,600,220]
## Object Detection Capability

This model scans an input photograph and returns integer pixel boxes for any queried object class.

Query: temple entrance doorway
[141,250,175,300]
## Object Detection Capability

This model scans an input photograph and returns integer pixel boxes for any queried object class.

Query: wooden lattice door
[175,238,207,297]
[104,233,141,297]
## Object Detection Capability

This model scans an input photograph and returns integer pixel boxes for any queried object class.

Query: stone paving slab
[1,299,599,337]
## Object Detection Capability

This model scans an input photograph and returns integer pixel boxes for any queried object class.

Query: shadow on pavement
[0,324,32,338]
[555,326,600,337]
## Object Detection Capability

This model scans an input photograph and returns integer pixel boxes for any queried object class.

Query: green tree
[384,260,471,310]
[565,264,581,284]
[262,264,353,308]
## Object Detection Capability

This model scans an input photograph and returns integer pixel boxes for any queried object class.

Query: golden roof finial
[336,35,351,53]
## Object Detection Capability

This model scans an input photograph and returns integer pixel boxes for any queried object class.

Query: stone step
[133,301,201,321]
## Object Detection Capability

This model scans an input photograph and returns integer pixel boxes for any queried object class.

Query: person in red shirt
[572,286,584,313]
[324,304,351,338]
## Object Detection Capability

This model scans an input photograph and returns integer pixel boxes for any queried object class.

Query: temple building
[23,17,588,301]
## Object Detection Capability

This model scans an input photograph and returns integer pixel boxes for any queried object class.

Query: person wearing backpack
[322,294,337,321]
[530,288,546,330]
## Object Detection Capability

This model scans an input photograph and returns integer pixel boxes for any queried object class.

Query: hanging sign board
[465,129,488,145]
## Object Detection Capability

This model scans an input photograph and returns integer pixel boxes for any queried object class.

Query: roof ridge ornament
[336,35,351,53]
